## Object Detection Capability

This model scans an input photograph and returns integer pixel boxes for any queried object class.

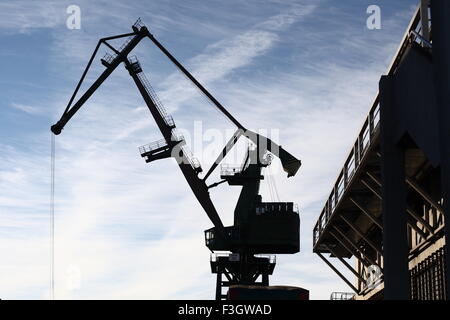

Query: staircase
[137,71,175,128]
[131,56,202,174]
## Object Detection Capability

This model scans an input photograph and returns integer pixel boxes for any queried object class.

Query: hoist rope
[265,168,274,201]
[266,166,280,202]
[270,166,280,202]
[50,133,55,300]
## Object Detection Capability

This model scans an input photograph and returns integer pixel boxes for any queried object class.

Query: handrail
[133,18,144,30]
[136,72,173,126]
[330,292,355,300]
[254,254,277,264]
[181,144,202,171]
[220,164,242,176]
[103,28,142,64]
[313,5,429,247]
[313,102,380,246]
[138,138,168,155]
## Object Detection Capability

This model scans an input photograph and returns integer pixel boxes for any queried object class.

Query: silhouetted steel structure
[51,19,301,299]
[313,0,449,300]
[330,292,355,300]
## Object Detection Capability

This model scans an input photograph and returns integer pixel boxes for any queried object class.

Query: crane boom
[50,19,301,248]
[124,58,228,240]
[145,32,301,178]
[146,33,244,129]
[51,21,300,177]
[51,27,147,135]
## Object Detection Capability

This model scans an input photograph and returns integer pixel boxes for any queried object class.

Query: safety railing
[254,254,277,264]
[138,138,168,155]
[133,18,145,31]
[166,129,200,171]
[102,26,143,65]
[128,55,139,64]
[220,164,242,176]
[118,36,134,53]
[210,253,232,262]
[313,5,430,248]
[137,71,175,128]
[181,144,202,172]
[255,202,297,215]
[210,253,276,264]
[102,52,116,64]
[313,101,380,246]
[410,30,432,49]
[206,226,239,248]
[330,292,355,300]
[170,131,184,143]
[139,133,184,156]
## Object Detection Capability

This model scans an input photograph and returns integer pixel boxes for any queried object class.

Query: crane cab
[205,201,300,254]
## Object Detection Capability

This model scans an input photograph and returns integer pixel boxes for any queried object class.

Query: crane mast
[51,19,302,300]
[124,56,228,240]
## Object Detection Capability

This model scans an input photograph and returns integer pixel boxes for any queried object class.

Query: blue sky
[0,0,418,299]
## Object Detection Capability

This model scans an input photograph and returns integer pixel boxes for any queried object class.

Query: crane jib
[50,19,301,246]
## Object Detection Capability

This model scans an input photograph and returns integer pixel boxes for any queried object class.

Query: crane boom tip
[51,123,62,135]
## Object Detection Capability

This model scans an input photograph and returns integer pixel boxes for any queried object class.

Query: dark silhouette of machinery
[51,19,301,299]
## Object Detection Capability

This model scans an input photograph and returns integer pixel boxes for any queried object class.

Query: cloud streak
[0,1,63,33]
[0,0,418,300]
[10,103,41,114]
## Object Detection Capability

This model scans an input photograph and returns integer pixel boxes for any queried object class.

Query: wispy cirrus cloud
[0,0,63,33]
[157,4,317,113]
[10,103,41,114]
[0,1,320,299]
[0,0,418,300]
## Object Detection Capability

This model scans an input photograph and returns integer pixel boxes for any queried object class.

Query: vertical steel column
[431,0,450,299]
[262,273,269,286]
[216,267,222,300]
[420,0,430,41]
[379,75,410,299]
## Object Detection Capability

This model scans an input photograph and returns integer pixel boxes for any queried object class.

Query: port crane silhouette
[51,19,301,299]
